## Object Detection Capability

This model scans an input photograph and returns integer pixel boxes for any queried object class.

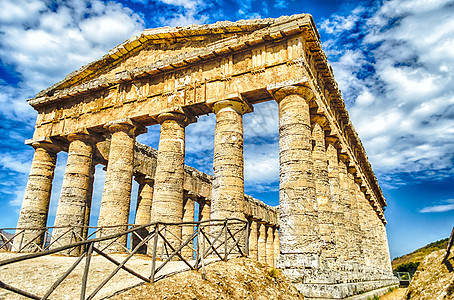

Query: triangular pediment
[34,14,314,100]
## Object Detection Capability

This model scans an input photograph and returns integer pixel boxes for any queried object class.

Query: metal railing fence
[0,218,249,300]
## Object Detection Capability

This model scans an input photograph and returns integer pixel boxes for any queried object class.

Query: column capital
[26,137,61,153]
[325,136,339,146]
[338,152,350,163]
[104,118,147,137]
[135,174,154,185]
[312,114,328,128]
[212,94,253,115]
[267,78,314,103]
[66,131,99,145]
[156,112,189,126]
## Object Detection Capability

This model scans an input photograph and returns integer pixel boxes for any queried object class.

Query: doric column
[357,184,373,271]
[267,84,318,257]
[326,137,345,265]
[132,175,154,254]
[266,225,275,266]
[311,117,334,259]
[135,176,154,225]
[258,222,266,263]
[83,161,95,241]
[248,220,258,260]
[198,198,211,221]
[379,220,393,273]
[347,167,363,263]
[273,227,280,266]
[367,202,379,273]
[211,98,250,220]
[97,119,145,252]
[181,193,196,259]
[52,133,96,254]
[337,154,352,263]
[151,112,187,254]
[15,140,59,252]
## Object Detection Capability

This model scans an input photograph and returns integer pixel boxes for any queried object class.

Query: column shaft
[211,100,248,220]
[326,140,345,265]
[15,143,58,252]
[379,221,393,273]
[274,88,318,254]
[358,185,372,271]
[97,122,137,252]
[258,223,266,263]
[266,226,275,266]
[312,121,334,259]
[52,136,95,254]
[273,227,280,267]
[83,162,95,241]
[181,194,195,259]
[151,112,187,255]
[198,199,211,221]
[347,171,363,263]
[135,179,154,225]
[132,177,153,254]
[338,157,351,263]
[249,220,258,260]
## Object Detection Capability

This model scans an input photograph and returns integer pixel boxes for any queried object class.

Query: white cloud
[419,199,454,213]
[321,0,454,185]
[0,0,45,25]
[156,0,208,27]
[0,0,145,219]
[274,0,287,9]
[243,101,279,189]
[159,0,200,10]
[0,0,144,120]
[320,7,364,34]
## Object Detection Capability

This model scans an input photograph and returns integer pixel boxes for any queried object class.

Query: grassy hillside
[392,238,449,273]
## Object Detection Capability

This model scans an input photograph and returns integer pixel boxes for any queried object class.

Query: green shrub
[395,261,420,276]
[268,267,280,278]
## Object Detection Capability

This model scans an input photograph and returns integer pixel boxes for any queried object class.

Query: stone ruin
[15,14,398,299]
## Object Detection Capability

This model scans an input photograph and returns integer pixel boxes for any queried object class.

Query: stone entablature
[244,195,278,225]
[16,14,397,298]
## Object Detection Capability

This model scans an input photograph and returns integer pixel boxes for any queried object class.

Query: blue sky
[0,0,453,259]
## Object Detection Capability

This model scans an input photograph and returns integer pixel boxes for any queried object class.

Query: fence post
[444,226,454,261]
[245,221,250,257]
[201,229,206,280]
[150,224,159,282]
[195,222,201,270]
[80,242,94,300]
[224,221,228,261]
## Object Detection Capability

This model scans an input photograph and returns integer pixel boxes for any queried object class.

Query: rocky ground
[380,288,407,300]
[110,257,304,300]
[0,252,200,299]
[0,252,302,300]
[405,249,454,300]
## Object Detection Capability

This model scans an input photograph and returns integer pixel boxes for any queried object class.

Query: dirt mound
[405,249,454,300]
[110,257,304,300]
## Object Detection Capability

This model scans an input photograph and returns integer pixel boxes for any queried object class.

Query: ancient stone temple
[17,14,397,298]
